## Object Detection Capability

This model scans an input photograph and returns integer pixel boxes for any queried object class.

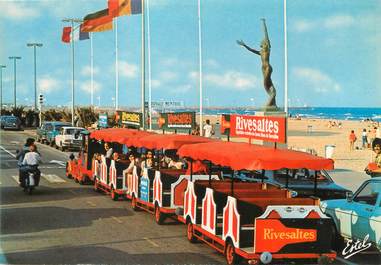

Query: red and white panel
[153,170,162,207]
[201,188,217,235]
[109,160,117,188]
[183,181,197,224]
[100,156,108,185]
[222,196,240,248]
[130,166,139,197]
[92,159,99,180]
[259,205,328,219]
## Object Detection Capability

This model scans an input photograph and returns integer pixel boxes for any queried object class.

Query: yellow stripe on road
[143,237,159,247]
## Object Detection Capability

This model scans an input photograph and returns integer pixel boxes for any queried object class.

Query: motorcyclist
[16,138,35,186]
[22,144,42,187]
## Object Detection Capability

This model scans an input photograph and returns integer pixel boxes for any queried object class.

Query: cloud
[205,59,219,68]
[151,79,162,88]
[119,61,138,78]
[161,57,180,67]
[293,14,355,33]
[203,71,259,91]
[0,2,40,20]
[159,71,177,81]
[170,84,192,94]
[80,80,101,94]
[292,67,341,93]
[81,65,99,76]
[38,76,61,94]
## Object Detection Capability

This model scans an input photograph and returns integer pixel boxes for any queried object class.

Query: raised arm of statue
[236,40,260,55]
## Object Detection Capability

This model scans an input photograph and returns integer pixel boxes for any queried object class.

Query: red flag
[62,27,71,43]
[108,0,142,17]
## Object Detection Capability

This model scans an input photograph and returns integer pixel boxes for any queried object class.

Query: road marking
[39,166,65,169]
[10,141,20,145]
[335,257,358,265]
[68,190,77,195]
[49,160,66,167]
[41,174,66,183]
[11,176,20,184]
[143,237,159,247]
[86,201,96,207]
[0,146,16,158]
[111,216,123,224]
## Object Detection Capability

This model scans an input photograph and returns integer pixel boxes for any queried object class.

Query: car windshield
[66,129,84,135]
[274,169,332,184]
[6,117,17,122]
[54,124,70,130]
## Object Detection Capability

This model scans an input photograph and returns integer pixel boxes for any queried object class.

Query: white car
[55,127,86,151]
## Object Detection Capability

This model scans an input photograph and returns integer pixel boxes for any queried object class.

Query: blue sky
[0,0,380,108]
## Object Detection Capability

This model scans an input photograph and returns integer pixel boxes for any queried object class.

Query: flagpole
[115,18,119,111]
[198,0,203,136]
[284,0,288,115]
[147,0,152,130]
[71,20,75,126]
[141,0,146,130]
[90,32,94,106]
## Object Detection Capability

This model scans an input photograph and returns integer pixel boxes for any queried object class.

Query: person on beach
[349,130,357,151]
[362,129,368,149]
[203,119,214,138]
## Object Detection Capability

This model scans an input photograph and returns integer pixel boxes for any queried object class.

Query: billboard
[220,114,286,143]
[117,111,142,128]
[98,113,108,128]
[158,112,196,130]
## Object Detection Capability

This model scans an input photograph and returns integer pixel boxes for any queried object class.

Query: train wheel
[131,196,138,211]
[154,206,165,225]
[111,188,119,201]
[225,242,240,265]
[186,222,197,243]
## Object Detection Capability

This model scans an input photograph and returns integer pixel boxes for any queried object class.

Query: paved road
[0,130,380,265]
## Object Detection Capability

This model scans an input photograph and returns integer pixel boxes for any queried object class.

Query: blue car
[320,177,381,252]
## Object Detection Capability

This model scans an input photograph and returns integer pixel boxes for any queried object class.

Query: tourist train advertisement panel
[221,114,287,143]
[117,111,142,128]
[158,112,196,130]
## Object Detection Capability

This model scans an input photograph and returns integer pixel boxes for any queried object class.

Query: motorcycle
[22,166,40,195]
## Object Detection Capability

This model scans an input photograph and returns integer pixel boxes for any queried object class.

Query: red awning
[89,128,151,143]
[177,141,334,171]
[124,134,215,150]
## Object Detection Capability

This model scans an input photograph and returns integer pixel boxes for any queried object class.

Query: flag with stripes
[81,8,113,32]
[61,26,89,43]
[108,0,142,17]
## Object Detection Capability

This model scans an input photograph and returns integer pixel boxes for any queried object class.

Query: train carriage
[176,141,337,265]
[121,133,216,223]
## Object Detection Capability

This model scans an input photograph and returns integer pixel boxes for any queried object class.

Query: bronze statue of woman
[237,19,277,108]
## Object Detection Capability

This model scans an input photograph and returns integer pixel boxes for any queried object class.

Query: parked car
[55,127,86,151]
[1,115,22,130]
[320,177,381,252]
[36,121,71,145]
[234,168,350,200]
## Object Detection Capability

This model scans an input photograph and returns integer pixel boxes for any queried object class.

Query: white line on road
[143,237,159,247]
[111,216,123,224]
[39,166,65,169]
[11,176,20,184]
[49,160,66,167]
[0,146,16,158]
[41,174,66,183]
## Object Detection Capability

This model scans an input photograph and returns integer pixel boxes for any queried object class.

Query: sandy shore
[199,114,377,173]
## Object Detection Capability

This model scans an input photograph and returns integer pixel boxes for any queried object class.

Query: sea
[169,107,381,122]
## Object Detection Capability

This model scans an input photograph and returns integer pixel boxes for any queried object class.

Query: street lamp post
[0,65,6,114]
[62,18,82,126]
[27,43,43,111]
[8,56,21,109]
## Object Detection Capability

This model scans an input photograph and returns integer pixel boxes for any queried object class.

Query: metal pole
[147,0,152,130]
[284,0,288,115]
[198,0,203,136]
[115,18,119,111]
[71,20,75,126]
[141,0,146,130]
[13,59,16,108]
[90,33,94,106]
[33,46,37,110]
[0,66,5,114]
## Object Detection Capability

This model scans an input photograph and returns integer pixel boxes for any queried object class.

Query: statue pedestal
[251,111,288,149]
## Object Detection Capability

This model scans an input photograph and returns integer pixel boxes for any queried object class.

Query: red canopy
[90,128,151,143]
[124,134,215,150]
[177,141,334,171]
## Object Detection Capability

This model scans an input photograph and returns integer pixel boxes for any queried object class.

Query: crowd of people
[348,126,380,151]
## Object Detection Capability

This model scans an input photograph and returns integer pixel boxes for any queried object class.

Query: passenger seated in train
[141,150,154,171]
[168,155,184,170]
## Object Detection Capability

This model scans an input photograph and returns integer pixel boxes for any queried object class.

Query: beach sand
[200,114,376,174]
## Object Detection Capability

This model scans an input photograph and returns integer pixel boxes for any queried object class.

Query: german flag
[81,8,113,32]
[108,0,142,18]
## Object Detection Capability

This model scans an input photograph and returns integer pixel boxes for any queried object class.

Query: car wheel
[50,141,55,147]
[155,205,165,225]
[186,222,197,243]
[225,241,240,265]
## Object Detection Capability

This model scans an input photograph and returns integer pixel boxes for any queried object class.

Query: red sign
[254,219,317,253]
[228,114,286,143]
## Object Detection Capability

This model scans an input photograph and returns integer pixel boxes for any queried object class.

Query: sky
[0,0,380,109]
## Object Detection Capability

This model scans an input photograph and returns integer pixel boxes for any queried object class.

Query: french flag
[62,26,89,43]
